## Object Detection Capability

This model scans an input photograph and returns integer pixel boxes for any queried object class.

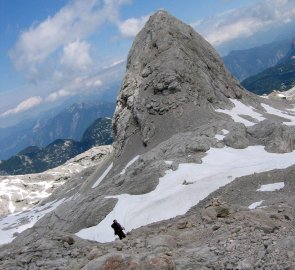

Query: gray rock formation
[112,11,257,168]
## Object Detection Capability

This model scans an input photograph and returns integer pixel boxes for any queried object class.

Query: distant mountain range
[0,101,115,160]
[223,39,291,81]
[241,38,295,95]
[0,117,112,175]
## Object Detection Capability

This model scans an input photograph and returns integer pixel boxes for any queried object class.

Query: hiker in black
[111,219,126,240]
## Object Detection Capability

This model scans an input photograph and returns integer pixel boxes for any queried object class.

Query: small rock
[287,251,295,259]
[212,225,220,231]
[257,248,266,259]
[147,235,177,249]
[236,257,255,270]
[216,206,230,218]
[114,241,125,251]
[143,255,176,270]
[101,254,140,270]
[165,251,173,257]
[87,247,103,260]
[62,236,75,245]
[232,227,241,233]
[177,220,188,229]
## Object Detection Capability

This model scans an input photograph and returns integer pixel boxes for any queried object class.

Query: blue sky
[0,0,295,127]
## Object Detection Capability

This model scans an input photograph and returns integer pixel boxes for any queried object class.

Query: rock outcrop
[112,11,257,165]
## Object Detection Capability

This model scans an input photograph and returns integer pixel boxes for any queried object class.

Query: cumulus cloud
[10,0,131,78]
[193,0,295,46]
[1,96,43,117]
[61,40,92,71]
[118,15,149,38]
[45,89,71,103]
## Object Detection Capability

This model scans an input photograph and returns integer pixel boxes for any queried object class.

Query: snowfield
[215,98,295,126]
[0,198,66,245]
[76,145,295,243]
[0,146,111,245]
[216,99,265,126]
[1,142,295,246]
[0,146,111,216]
[261,103,295,126]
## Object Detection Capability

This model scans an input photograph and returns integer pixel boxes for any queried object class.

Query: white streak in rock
[92,163,113,188]
[120,156,139,175]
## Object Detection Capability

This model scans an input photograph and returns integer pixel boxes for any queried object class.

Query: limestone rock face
[112,11,252,160]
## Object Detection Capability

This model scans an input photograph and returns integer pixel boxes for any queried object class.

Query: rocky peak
[113,10,253,161]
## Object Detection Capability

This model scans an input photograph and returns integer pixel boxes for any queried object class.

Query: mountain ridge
[0,101,115,160]
[0,117,112,175]
[223,39,291,81]
[241,37,295,94]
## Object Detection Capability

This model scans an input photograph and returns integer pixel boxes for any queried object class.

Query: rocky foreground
[0,164,294,270]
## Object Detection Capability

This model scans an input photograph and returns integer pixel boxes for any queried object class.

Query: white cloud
[118,15,149,38]
[61,40,92,71]
[0,96,43,117]
[45,76,103,102]
[193,0,295,46]
[10,0,131,78]
[103,59,125,69]
[45,89,71,102]
[0,74,104,115]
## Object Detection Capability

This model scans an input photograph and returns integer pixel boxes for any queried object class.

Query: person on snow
[111,219,126,240]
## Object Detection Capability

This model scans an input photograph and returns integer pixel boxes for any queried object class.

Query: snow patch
[0,178,63,215]
[0,198,66,245]
[248,200,264,210]
[92,163,113,188]
[257,182,285,192]
[76,146,295,243]
[215,129,229,141]
[216,99,265,126]
[120,156,140,175]
[261,103,295,125]
[0,145,111,216]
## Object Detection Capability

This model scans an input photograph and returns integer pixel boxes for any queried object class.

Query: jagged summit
[113,10,254,162]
